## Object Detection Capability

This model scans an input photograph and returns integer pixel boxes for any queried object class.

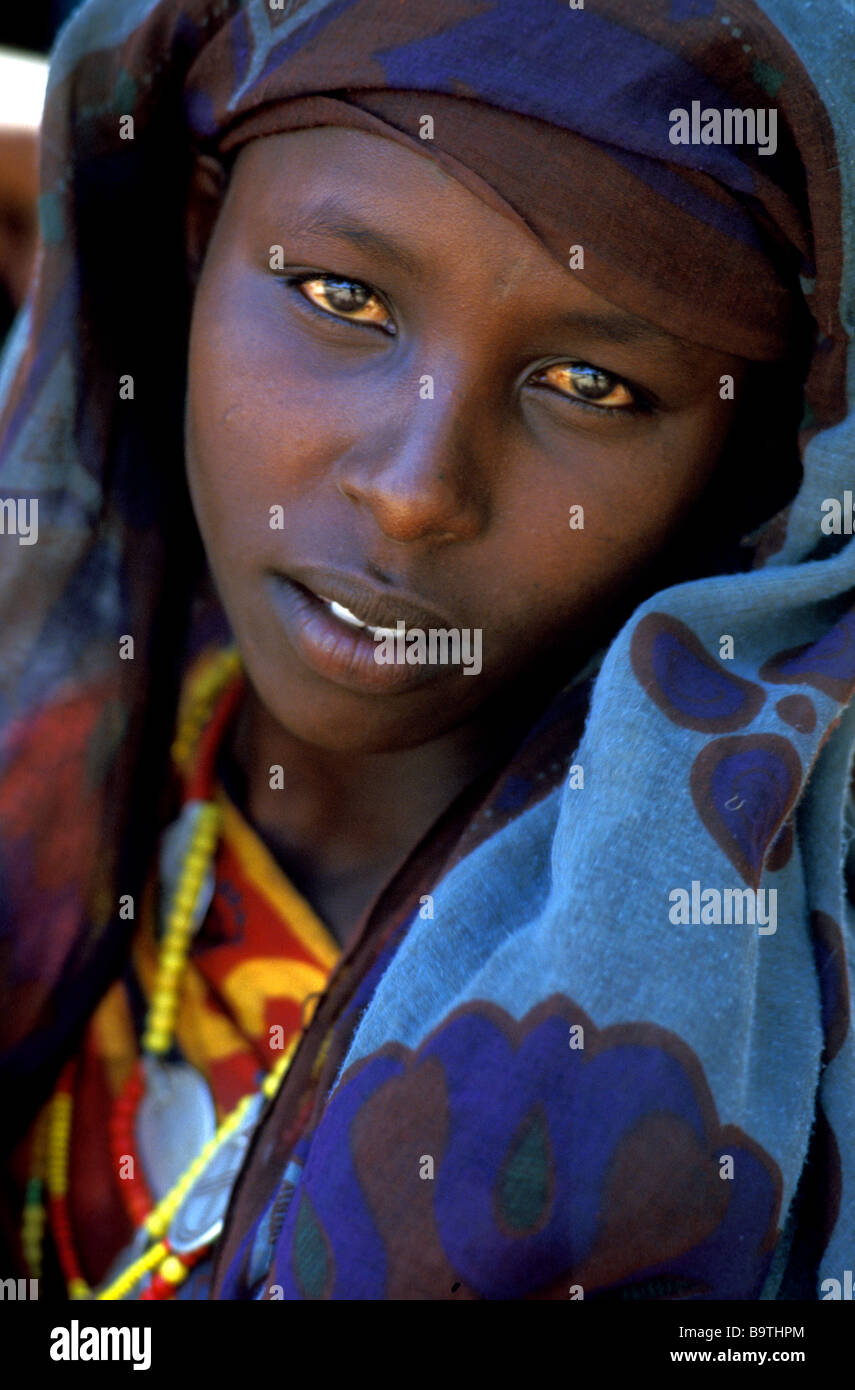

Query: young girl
[0,0,852,1301]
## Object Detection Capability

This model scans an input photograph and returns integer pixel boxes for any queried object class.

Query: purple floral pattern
[221,998,782,1300]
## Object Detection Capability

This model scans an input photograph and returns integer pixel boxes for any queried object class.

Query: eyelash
[285,273,396,336]
[281,272,648,415]
[532,371,647,418]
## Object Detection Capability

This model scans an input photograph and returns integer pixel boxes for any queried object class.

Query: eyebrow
[553,310,682,351]
[280,197,683,351]
[281,196,424,278]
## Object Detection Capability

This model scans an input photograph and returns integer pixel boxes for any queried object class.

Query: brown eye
[530,361,635,409]
[298,276,394,332]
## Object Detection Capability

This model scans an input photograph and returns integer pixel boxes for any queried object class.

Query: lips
[288,565,456,634]
[265,566,460,696]
[320,598,397,639]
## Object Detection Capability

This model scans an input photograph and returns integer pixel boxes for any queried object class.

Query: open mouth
[266,573,445,696]
[316,595,401,640]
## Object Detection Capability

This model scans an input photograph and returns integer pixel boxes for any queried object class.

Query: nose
[333,378,490,546]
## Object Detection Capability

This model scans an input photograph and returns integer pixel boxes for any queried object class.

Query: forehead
[228,125,555,274]
[220,125,730,370]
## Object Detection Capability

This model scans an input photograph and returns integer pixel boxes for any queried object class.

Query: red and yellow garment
[19,645,340,1290]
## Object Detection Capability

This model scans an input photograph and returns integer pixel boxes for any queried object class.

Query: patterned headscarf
[188,4,811,362]
[0,0,853,1298]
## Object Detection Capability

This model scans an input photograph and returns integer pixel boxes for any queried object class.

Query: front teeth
[323,597,398,640]
[328,599,365,630]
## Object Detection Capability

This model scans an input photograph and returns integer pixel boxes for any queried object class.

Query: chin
[244,661,469,756]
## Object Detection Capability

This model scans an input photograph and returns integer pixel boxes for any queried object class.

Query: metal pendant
[134,1056,218,1203]
[168,1092,264,1255]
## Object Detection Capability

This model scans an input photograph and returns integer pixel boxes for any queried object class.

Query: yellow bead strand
[98,1241,169,1302]
[95,1041,302,1300]
[21,1108,49,1279]
[140,802,219,1056]
[170,648,242,772]
[45,1092,73,1200]
[95,1088,267,1299]
[28,645,309,1302]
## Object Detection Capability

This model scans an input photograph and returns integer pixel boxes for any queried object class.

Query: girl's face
[185,126,750,753]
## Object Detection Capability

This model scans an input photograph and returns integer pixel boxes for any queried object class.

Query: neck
[220,674,552,942]
[227,686,499,871]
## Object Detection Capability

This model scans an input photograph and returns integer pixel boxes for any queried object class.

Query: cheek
[185,254,383,522]
[496,409,729,637]
[184,266,319,582]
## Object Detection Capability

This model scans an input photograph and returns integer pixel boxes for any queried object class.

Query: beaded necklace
[22,648,302,1300]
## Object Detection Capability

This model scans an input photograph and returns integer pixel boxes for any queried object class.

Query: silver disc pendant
[134,1056,218,1203]
[168,1092,264,1255]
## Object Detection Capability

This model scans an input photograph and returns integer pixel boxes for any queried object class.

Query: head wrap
[0,0,853,1300]
[185,2,820,364]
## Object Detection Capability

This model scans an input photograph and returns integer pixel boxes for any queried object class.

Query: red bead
[109,1058,155,1227]
[141,1271,174,1301]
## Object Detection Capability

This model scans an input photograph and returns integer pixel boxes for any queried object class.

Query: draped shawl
[0,0,853,1299]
